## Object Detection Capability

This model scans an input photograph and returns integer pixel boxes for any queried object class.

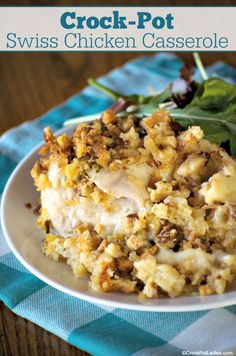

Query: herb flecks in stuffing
[32,110,236,299]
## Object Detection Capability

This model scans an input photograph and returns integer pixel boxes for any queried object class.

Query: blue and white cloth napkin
[1,53,236,356]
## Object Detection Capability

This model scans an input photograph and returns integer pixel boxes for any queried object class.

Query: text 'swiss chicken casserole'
[31,109,236,299]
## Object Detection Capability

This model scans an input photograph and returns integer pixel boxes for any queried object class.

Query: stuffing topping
[31,110,236,299]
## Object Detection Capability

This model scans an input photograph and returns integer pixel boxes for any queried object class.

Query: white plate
[1,126,236,312]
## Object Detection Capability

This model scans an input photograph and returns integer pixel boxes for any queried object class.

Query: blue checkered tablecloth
[1,53,236,356]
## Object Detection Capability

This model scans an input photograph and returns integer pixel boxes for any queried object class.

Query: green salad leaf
[170,106,235,151]
[190,78,236,110]
[170,78,236,156]
[64,55,236,157]
[139,84,173,115]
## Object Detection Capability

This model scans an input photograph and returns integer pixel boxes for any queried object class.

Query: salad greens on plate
[64,53,236,156]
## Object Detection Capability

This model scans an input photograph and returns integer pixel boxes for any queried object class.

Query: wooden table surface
[1,0,236,355]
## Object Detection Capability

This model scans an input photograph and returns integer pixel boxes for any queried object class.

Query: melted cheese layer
[41,187,138,237]
[42,163,153,237]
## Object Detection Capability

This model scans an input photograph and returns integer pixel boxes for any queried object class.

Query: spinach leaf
[170,106,234,144]
[139,84,172,115]
[167,77,236,156]
[190,78,236,110]
[170,85,236,156]
[67,73,236,158]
